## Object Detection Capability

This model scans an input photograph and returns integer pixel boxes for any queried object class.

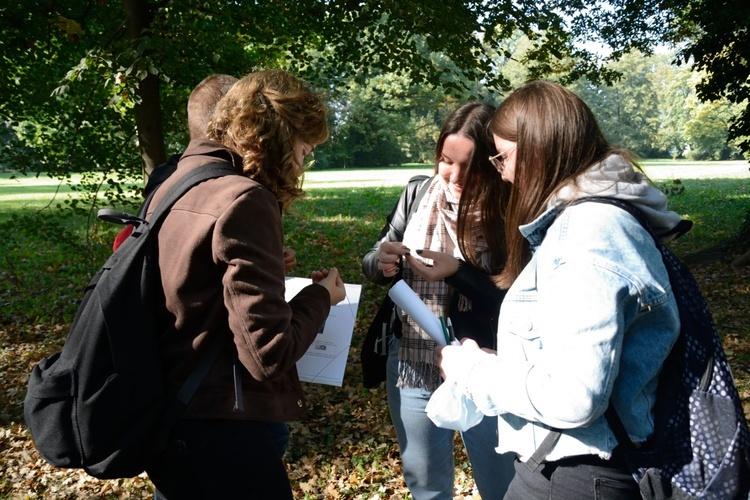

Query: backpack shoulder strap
[148,163,239,225]
[570,197,659,448]
[406,175,432,223]
[526,196,671,469]
[148,163,241,408]
[570,196,693,241]
[570,196,654,236]
[98,162,239,227]
[99,162,240,411]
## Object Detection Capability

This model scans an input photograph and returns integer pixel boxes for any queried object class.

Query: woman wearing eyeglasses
[362,102,515,499]
[435,81,686,498]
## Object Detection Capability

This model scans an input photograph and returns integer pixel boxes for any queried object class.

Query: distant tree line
[314,48,744,170]
[1,1,747,185]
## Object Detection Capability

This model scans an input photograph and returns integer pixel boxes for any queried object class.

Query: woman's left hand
[406,249,460,281]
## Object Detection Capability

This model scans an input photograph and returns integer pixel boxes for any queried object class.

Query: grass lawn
[0,161,748,498]
[1,158,747,209]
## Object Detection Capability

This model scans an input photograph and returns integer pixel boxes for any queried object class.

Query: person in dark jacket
[362,102,515,499]
[145,69,346,499]
[113,74,238,250]
[115,73,293,459]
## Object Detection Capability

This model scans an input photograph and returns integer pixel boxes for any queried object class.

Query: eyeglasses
[488,147,516,173]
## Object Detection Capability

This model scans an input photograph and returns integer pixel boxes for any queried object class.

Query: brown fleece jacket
[147,139,330,422]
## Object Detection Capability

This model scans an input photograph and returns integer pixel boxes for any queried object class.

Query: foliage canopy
[0,0,747,204]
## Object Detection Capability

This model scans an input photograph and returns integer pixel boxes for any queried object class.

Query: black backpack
[23,163,239,479]
[529,197,750,499]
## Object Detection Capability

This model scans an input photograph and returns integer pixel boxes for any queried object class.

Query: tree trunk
[133,73,166,177]
[123,0,166,180]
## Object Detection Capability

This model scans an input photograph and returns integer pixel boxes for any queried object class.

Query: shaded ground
[1,262,748,499]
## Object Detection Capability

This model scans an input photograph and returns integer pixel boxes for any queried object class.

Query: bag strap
[525,430,562,472]
[98,162,239,227]
[571,196,655,236]
[571,197,676,451]
[524,397,635,473]
[175,332,225,406]
[407,175,432,224]
[148,162,240,225]
[154,163,242,409]
[392,175,431,285]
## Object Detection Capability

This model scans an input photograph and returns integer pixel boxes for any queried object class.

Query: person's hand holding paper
[388,280,447,345]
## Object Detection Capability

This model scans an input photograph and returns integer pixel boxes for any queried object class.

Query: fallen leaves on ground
[1,264,748,499]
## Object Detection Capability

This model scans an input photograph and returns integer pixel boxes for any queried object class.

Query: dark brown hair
[436,102,508,274]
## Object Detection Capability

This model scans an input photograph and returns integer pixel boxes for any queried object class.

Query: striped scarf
[398,177,490,391]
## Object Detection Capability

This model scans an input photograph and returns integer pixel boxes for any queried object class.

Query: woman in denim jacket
[436,81,685,498]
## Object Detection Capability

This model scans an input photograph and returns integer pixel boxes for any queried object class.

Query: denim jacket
[462,199,680,462]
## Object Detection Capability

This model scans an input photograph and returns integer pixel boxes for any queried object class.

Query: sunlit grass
[657,178,750,254]
[1,165,747,326]
[642,159,747,168]
[2,160,746,211]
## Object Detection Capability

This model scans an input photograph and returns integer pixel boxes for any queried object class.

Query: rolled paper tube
[388,280,446,346]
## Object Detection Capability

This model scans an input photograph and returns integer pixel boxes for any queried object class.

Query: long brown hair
[207,69,328,212]
[490,81,619,288]
[436,102,508,274]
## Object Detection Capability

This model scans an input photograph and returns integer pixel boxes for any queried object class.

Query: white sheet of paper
[388,280,447,345]
[285,277,361,387]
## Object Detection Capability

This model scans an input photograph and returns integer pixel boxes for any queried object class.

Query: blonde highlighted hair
[207,69,328,212]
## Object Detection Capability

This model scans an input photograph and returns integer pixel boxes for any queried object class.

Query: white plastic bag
[426,379,484,432]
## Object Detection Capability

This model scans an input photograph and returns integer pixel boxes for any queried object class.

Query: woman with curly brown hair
[144,69,346,499]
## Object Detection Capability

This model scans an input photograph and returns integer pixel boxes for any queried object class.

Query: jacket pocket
[24,356,84,468]
[504,314,542,362]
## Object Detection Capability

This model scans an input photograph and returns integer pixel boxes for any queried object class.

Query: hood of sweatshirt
[548,154,685,240]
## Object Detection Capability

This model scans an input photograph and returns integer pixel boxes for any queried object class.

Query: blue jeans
[387,338,515,499]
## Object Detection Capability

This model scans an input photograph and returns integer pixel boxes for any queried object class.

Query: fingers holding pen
[377,241,410,277]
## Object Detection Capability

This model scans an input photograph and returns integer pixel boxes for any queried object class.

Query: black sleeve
[445,261,506,319]
[445,261,506,349]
